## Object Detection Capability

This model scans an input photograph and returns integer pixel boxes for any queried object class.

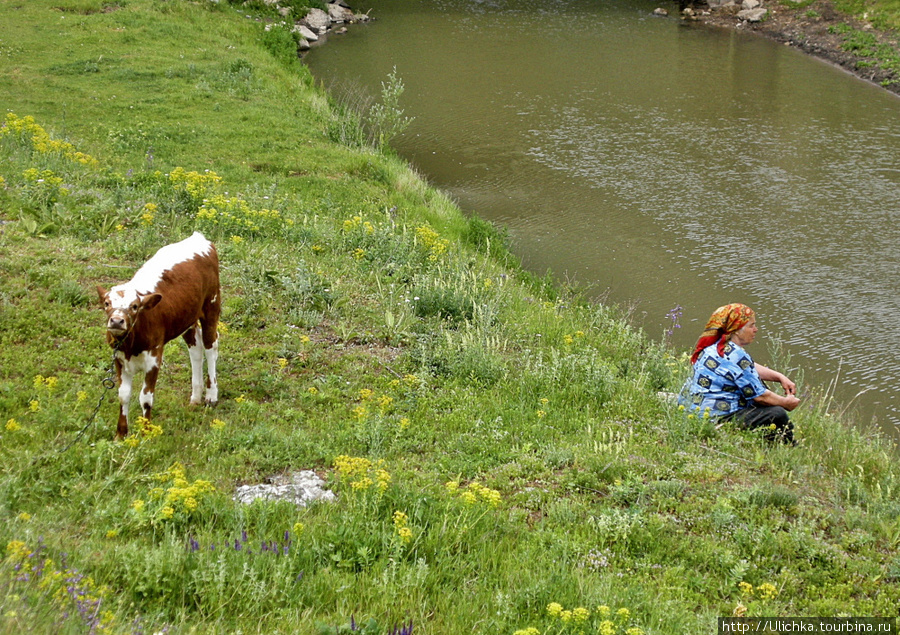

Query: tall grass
[1,1,899,633]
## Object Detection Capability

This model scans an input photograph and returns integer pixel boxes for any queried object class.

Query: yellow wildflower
[738,581,754,597]
[359,388,374,400]
[17,512,31,521]
[277,357,288,368]
[210,419,226,430]
[5,419,20,432]
[293,522,305,535]
[398,417,411,430]
[77,391,88,402]
[757,583,778,600]
[106,529,118,539]
[376,469,391,492]
[307,386,319,395]
[235,394,247,404]
[29,400,40,412]
[350,477,373,491]
[572,607,590,622]
[392,510,408,527]
[559,610,572,623]
[131,499,145,512]
[546,602,563,618]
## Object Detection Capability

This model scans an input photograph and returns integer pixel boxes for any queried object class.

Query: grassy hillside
[1,1,899,633]
[834,0,900,30]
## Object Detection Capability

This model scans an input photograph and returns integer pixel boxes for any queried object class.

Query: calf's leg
[139,350,162,424]
[202,329,218,405]
[184,325,205,405]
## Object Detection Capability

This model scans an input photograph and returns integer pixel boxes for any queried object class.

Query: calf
[97,232,221,439]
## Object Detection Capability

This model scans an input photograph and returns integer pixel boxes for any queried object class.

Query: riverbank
[2,1,900,632]
[683,0,900,94]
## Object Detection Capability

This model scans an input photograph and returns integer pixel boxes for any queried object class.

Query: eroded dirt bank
[684,0,900,95]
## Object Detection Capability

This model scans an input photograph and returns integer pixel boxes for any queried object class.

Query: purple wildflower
[388,620,413,635]
[664,304,683,339]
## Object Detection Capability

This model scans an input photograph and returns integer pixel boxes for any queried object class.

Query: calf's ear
[141,293,163,311]
[96,286,108,304]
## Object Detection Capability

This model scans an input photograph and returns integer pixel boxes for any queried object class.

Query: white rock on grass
[234,470,336,507]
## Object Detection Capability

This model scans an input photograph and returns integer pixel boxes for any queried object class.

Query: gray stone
[293,24,319,42]
[737,7,768,21]
[303,8,331,34]
[741,0,760,10]
[653,7,668,16]
[328,3,355,23]
[233,470,336,507]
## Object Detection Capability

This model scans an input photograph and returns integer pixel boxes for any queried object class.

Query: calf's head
[97,286,163,336]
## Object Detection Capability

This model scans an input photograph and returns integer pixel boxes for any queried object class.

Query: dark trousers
[726,402,795,445]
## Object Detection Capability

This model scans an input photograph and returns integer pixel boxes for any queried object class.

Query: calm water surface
[305,0,900,434]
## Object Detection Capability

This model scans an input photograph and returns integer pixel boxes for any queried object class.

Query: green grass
[1,1,900,633]
[835,0,900,30]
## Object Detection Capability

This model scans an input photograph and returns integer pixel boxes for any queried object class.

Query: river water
[304,0,900,435]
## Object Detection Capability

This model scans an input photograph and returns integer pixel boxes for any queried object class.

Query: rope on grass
[58,341,121,454]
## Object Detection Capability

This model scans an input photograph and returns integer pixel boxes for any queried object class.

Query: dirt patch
[683,0,900,95]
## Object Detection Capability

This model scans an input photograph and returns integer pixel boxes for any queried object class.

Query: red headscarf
[690,303,755,364]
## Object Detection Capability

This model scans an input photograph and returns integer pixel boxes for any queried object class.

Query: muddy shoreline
[682,0,900,95]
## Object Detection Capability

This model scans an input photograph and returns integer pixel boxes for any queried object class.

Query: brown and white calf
[97,232,221,439]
